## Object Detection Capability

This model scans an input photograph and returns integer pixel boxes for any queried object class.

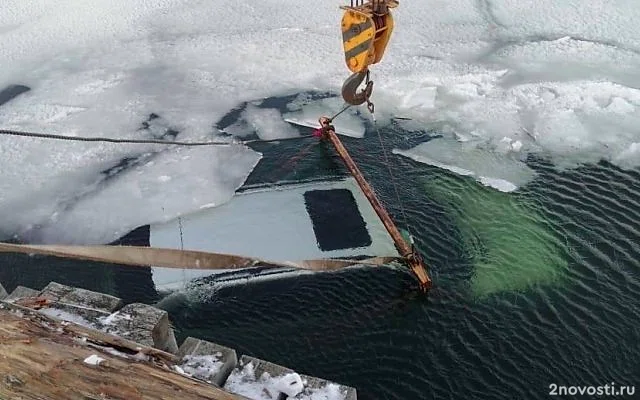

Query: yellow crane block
[340,0,398,74]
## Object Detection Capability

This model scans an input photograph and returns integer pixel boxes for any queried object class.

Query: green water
[422,172,568,298]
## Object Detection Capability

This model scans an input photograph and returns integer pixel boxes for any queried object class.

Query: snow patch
[83,354,105,366]
[225,362,305,399]
[401,86,438,109]
[99,311,132,325]
[179,354,225,383]
[102,347,149,362]
[298,383,350,400]
[173,365,187,375]
[38,307,95,329]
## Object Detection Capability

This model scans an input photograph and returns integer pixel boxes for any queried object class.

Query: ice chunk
[477,176,518,193]
[16,144,261,244]
[613,142,640,168]
[394,137,536,192]
[241,104,300,140]
[283,97,366,138]
[271,373,305,397]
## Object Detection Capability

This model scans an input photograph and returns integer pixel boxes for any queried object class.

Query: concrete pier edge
[0,280,357,400]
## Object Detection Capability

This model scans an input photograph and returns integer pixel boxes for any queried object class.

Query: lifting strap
[0,242,398,272]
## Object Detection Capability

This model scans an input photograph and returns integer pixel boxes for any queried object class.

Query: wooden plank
[0,305,248,400]
[0,242,391,272]
[7,300,180,364]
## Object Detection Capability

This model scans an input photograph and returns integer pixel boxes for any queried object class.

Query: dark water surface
[1,93,638,399]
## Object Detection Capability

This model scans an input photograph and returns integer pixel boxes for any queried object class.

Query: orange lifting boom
[316,117,432,292]
[340,0,399,107]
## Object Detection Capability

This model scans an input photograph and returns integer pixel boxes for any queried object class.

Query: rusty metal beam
[322,126,432,292]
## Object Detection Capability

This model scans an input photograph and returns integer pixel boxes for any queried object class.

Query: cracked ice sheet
[379,1,640,188]
[394,137,534,192]
[490,0,640,49]
[21,144,261,245]
[226,103,301,140]
[1,0,640,242]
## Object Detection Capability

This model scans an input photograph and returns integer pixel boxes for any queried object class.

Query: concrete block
[5,286,39,301]
[102,303,177,352]
[297,374,357,400]
[164,328,179,354]
[23,283,114,329]
[31,284,122,329]
[60,287,123,313]
[225,355,357,400]
[38,282,74,302]
[177,337,238,386]
[0,282,7,300]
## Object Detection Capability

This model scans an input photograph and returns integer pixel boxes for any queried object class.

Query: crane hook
[341,69,373,108]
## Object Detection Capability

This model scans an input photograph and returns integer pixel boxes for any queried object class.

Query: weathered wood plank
[7,299,180,364]
[0,305,248,400]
